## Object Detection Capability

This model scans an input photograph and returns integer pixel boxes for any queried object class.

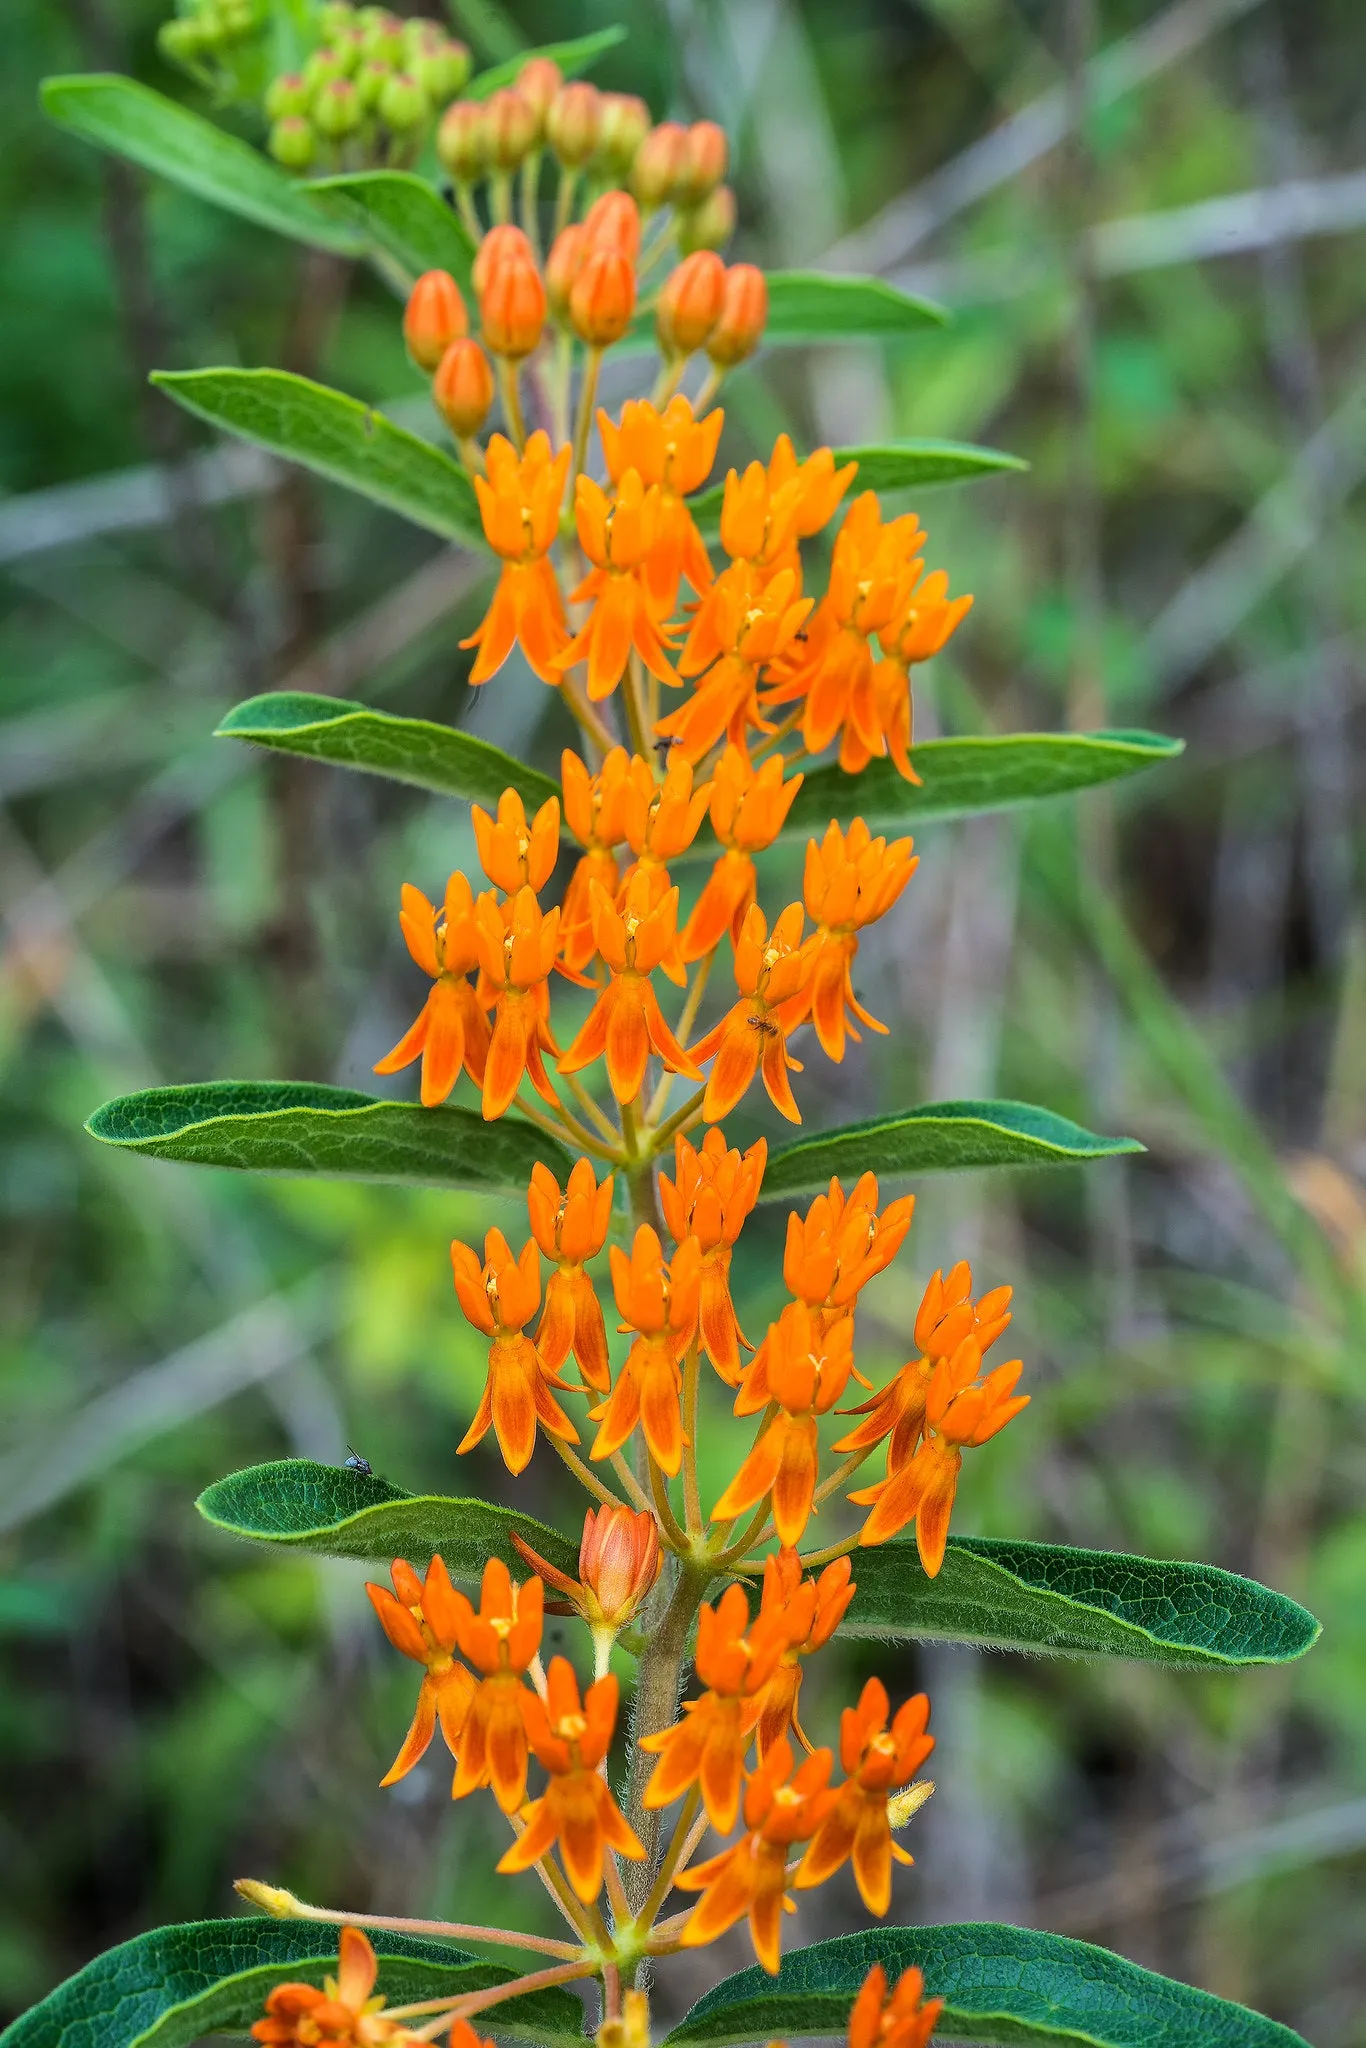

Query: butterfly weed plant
[13,13,1325,2048]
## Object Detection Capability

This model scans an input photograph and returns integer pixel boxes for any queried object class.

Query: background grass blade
[664,1926,1309,2048]
[150,370,484,545]
[841,1536,1319,1668]
[304,172,477,290]
[215,693,560,808]
[763,270,947,338]
[196,1460,579,1580]
[762,1101,1142,1197]
[86,1082,571,1191]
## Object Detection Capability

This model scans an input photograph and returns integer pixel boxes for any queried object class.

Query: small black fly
[653,734,682,764]
[343,1447,373,1477]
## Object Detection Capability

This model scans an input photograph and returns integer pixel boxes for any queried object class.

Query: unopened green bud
[415,39,470,105]
[361,10,405,64]
[378,70,427,132]
[677,183,736,255]
[218,0,258,41]
[317,1,355,37]
[264,71,309,122]
[313,76,362,138]
[354,57,390,111]
[158,18,206,63]
[303,45,346,93]
[402,16,444,61]
[268,114,317,168]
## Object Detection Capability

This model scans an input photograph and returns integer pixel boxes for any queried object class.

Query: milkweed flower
[558,870,700,1105]
[590,1226,701,1474]
[853,1334,1030,1571]
[681,745,804,961]
[365,1556,477,1786]
[641,1582,791,1830]
[801,820,919,1063]
[753,1550,856,1756]
[526,1157,614,1391]
[560,746,634,973]
[373,875,489,1107]
[473,885,562,1120]
[835,1262,1013,1468]
[659,1127,766,1383]
[496,1658,645,1901]
[713,1302,855,1545]
[252,1927,423,2048]
[844,569,973,783]
[796,1678,933,1913]
[598,396,722,612]
[461,432,571,685]
[657,562,811,763]
[690,902,812,1124]
[555,472,679,702]
[720,439,856,576]
[783,1171,917,1340]
[621,751,712,874]
[676,1737,838,1974]
[846,1963,944,2048]
[451,1228,578,1475]
[472,789,560,895]
[513,1503,661,1636]
[448,1559,543,1811]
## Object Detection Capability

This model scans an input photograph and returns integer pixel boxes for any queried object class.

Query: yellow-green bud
[677,183,736,255]
[361,10,405,64]
[415,39,470,105]
[354,57,389,111]
[268,114,317,168]
[437,98,489,182]
[377,70,427,132]
[158,18,206,63]
[303,45,346,94]
[317,1,355,36]
[313,76,362,138]
[264,71,309,122]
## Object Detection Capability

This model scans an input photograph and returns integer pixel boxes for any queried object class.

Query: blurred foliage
[2,0,1364,2042]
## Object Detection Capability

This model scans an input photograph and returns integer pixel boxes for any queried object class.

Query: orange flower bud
[657,249,725,357]
[595,92,650,178]
[481,252,547,359]
[583,189,642,264]
[545,224,589,320]
[545,80,601,167]
[471,221,532,298]
[484,86,537,172]
[631,120,689,208]
[579,1505,662,1627]
[437,98,489,182]
[515,54,562,131]
[432,338,495,437]
[569,246,636,349]
[679,183,736,255]
[403,269,468,372]
[676,119,728,205]
[707,262,768,367]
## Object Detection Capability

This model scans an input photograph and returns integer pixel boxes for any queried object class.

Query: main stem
[621,1557,712,1915]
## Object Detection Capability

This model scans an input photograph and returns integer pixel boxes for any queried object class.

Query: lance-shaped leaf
[840,1536,1319,1668]
[665,1926,1309,2048]
[197,1459,580,1580]
[763,270,947,340]
[0,1919,585,2048]
[468,26,629,97]
[783,730,1183,839]
[39,75,366,255]
[306,172,477,290]
[689,438,1026,535]
[215,693,560,809]
[150,369,484,545]
[762,1101,1142,1197]
[86,1082,572,1191]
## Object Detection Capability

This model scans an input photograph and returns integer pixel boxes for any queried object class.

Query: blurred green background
[3,0,1364,2040]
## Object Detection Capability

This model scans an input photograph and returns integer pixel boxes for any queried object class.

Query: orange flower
[451,1228,578,1475]
[472,789,561,895]
[658,1127,766,1383]
[449,1558,543,1811]
[252,1928,420,2048]
[473,885,562,1120]
[681,745,804,961]
[560,746,634,973]
[656,562,811,763]
[801,820,918,1062]
[713,1302,855,1545]
[555,472,678,702]
[497,1658,644,1901]
[513,1503,662,1634]
[590,1226,701,1474]
[620,750,712,871]
[599,396,722,612]
[690,902,812,1124]
[834,1262,1013,1468]
[676,1737,838,1974]
[720,438,856,574]
[753,1550,856,1757]
[461,432,571,685]
[641,1582,791,1829]
[373,875,489,1107]
[796,1678,933,1913]
[558,869,701,1105]
[365,1556,477,1787]
[853,1335,1029,1572]
[783,1172,917,1331]
[846,1962,944,2048]
[842,569,973,784]
[526,1157,614,1393]
[764,494,926,764]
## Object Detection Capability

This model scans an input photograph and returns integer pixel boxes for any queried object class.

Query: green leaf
[0,1919,585,2048]
[305,172,477,289]
[665,1926,1308,2048]
[39,76,365,255]
[842,1536,1319,1668]
[763,270,947,341]
[468,27,628,97]
[215,693,560,810]
[150,369,483,546]
[762,1101,1142,1196]
[783,731,1184,839]
[689,440,1026,535]
[197,1459,580,1579]
[85,1081,571,1192]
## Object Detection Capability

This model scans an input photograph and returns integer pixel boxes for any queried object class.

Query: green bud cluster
[157,0,265,71]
